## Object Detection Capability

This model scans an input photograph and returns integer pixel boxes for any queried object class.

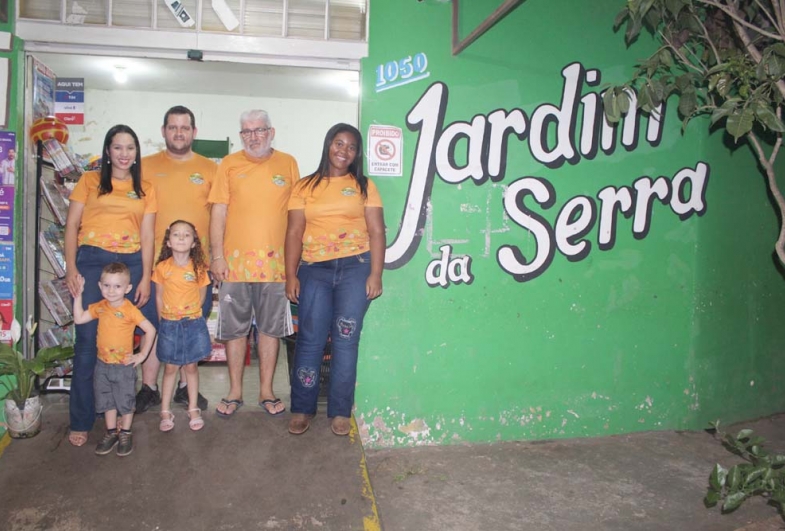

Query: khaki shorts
[216,282,293,340]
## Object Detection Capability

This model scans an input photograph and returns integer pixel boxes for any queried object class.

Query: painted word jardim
[384,62,708,285]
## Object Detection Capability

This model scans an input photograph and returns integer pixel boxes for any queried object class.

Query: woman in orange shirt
[285,123,385,436]
[64,124,157,447]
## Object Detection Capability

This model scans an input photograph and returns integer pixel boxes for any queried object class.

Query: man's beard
[166,139,191,156]
[244,142,272,159]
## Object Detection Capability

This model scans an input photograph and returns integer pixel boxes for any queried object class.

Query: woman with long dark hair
[285,123,385,436]
[64,124,158,447]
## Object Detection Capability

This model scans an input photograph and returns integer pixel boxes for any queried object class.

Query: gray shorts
[94,360,137,415]
[216,282,293,340]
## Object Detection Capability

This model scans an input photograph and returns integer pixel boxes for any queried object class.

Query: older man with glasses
[208,109,300,418]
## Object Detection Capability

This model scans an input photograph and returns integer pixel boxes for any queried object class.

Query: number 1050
[375,53,429,91]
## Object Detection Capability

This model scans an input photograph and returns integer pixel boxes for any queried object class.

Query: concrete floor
[364,414,785,531]
[1,348,784,530]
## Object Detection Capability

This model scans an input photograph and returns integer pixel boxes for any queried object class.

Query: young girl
[152,220,212,431]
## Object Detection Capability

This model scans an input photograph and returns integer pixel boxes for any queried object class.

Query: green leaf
[638,0,656,18]
[770,454,785,466]
[726,109,754,141]
[728,465,742,490]
[772,489,785,504]
[678,90,698,117]
[771,43,785,58]
[637,85,652,111]
[723,491,748,512]
[626,17,643,43]
[753,103,785,132]
[704,489,721,507]
[603,89,621,122]
[710,463,728,490]
[614,7,630,31]
[648,79,666,105]
[706,63,729,76]
[736,429,754,441]
[617,89,631,114]
[657,48,673,68]
[665,0,686,17]
[675,73,694,92]
[743,467,766,486]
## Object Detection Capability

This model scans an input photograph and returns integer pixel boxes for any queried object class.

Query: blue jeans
[290,252,372,418]
[70,245,158,432]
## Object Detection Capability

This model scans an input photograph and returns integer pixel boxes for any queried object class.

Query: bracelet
[211,256,225,262]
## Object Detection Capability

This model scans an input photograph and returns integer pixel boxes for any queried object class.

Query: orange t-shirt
[152,257,211,320]
[88,299,147,364]
[69,171,157,253]
[208,149,299,282]
[288,175,383,262]
[142,151,217,260]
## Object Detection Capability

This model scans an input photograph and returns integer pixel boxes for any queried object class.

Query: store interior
[32,52,359,411]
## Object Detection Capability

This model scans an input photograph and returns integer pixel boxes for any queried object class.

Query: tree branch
[697,0,784,41]
[753,0,781,34]
[748,131,785,265]
[697,11,723,65]
[727,3,785,101]
[659,30,707,73]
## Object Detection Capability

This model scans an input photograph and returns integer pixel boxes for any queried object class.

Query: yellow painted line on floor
[0,432,11,458]
[351,416,382,531]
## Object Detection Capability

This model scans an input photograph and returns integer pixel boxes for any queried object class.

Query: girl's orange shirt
[69,171,158,253]
[152,257,210,320]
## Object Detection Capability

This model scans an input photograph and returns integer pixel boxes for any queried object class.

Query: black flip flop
[259,398,286,417]
[216,398,244,418]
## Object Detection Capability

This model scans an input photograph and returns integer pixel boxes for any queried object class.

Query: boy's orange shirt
[88,299,147,364]
[152,257,211,320]
[288,175,382,263]
[69,171,157,253]
[142,151,217,260]
[208,149,299,282]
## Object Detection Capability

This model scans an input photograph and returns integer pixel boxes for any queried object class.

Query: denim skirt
[157,317,212,366]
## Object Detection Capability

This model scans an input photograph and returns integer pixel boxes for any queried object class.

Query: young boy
[72,262,156,457]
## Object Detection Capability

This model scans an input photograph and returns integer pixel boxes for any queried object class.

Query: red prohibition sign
[375,139,395,161]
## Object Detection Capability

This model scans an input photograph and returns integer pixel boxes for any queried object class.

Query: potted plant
[0,317,74,438]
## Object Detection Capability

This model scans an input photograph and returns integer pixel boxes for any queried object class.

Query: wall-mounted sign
[0,185,13,241]
[367,125,403,177]
[33,58,55,121]
[55,78,85,125]
[0,130,15,187]
[0,243,12,299]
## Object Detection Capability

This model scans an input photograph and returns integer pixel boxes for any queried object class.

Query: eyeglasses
[240,127,272,138]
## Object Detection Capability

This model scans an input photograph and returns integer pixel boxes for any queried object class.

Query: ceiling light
[113,66,128,84]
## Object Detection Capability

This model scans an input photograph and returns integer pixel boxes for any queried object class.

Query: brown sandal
[69,431,88,447]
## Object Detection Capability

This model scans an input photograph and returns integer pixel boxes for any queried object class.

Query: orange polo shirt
[288,174,383,262]
[88,299,147,364]
[208,149,299,282]
[152,257,211,320]
[142,151,217,260]
[69,171,157,253]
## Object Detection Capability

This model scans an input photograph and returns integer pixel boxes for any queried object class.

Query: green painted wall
[356,0,785,447]
[0,2,23,438]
